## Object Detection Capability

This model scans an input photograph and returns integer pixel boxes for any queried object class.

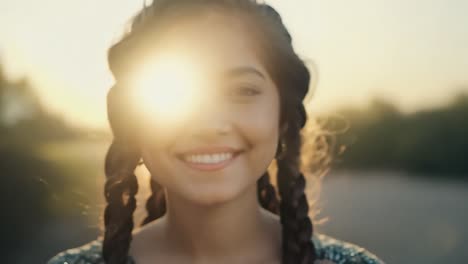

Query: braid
[277,120,316,263]
[102,140,140,264]
[258,3,318,263]
[141,177,167,226]
[276,100,317,264]
[257,171,279,214]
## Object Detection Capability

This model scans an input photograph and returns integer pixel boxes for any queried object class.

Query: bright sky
[0,0,467,129]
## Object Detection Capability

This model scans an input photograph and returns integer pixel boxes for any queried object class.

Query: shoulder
[47,234,383,264]
[47,240,135,264]
[312,233,386,264]
[47,240,104,264]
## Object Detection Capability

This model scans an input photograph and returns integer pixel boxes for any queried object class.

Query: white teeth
[183,152,233,164]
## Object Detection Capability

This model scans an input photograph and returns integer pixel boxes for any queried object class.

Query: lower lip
[180,153,239,171]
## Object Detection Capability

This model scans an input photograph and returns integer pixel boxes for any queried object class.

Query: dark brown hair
[104,0,322,263]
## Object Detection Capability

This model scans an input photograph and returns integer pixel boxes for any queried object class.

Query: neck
[161,184,280,261]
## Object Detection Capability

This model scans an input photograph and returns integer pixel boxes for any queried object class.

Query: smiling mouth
[177,150,241,171]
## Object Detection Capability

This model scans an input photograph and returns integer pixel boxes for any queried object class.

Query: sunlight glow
[1,0,468,128]
[129,54,205,124]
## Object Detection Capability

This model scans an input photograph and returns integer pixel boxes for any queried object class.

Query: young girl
[48,0,384,263]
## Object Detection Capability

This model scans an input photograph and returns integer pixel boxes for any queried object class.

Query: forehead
[141,10,266,77]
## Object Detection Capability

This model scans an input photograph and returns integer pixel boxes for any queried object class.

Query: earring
[275,138,287,160]
[275,123,288,160]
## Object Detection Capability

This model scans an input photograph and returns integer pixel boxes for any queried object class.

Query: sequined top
[47,233,385,264]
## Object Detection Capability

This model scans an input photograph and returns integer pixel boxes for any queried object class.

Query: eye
[229,84,261,97]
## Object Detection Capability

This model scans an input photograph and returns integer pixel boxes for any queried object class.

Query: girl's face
[138,10,281,205]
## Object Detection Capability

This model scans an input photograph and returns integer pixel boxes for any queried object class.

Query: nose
[189,99,233,140]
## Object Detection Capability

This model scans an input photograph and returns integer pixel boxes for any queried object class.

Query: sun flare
[130,54,205,124]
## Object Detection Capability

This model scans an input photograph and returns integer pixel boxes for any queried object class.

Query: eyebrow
[224,66,266,80]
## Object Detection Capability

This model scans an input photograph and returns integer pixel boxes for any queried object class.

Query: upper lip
[177,146,242,156]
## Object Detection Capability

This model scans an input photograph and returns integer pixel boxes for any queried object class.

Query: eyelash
[230,85,261,97]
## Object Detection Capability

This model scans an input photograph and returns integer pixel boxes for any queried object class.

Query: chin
[184,184,245,207]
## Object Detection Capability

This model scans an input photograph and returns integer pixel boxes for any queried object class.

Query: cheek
[238,98,280,177]
[140,146,172,186]
[138,130,183,191]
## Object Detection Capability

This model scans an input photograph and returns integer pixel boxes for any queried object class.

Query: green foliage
[331,92,468,178]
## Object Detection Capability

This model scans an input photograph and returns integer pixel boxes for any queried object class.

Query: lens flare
[129,54,204,124]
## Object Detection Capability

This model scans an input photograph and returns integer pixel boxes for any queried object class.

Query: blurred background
[1,0,467,263]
